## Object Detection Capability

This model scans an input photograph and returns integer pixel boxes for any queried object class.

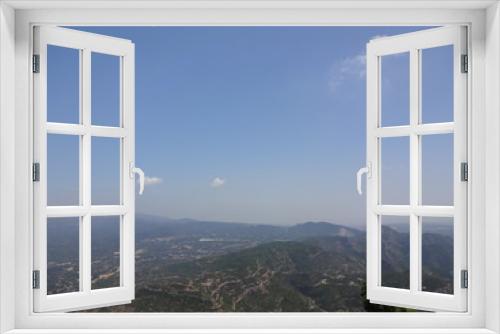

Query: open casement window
[33,26,141,312]
[363,26,468,312]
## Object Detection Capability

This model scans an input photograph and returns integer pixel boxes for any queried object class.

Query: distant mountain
[46,215,453,311]
[387,221,454,238]
[98,237,367,312]
[286,221,362,239]
[381,225,410,289]
[135,214,362,242]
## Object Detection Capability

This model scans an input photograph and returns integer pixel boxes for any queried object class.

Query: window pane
[91,216,121,290]
[380,137,409,205]
[47,217,80,295]
[47,45,80,124]
[381,216,410,290]
[421,134,453,206]
[47,134,80,206]
[92,52,121,127]
[421,45,454,124]
[380,52,410,127]
[92,137,121,205]
[422,217,454,294]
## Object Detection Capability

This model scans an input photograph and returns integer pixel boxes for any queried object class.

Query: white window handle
[130,163,145,195]
[356,162,371,195]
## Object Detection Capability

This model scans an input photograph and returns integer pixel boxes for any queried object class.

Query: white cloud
[210,177,226,188]
[143,176,163,186]
[329,53,366,93]
[371,34,388,40]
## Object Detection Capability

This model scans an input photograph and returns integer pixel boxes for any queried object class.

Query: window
[33,26,140,312]
[32,25,467,314]
[3,2,496,332]
[362,26,467,312]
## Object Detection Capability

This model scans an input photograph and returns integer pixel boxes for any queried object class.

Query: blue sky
[47,26,454,227]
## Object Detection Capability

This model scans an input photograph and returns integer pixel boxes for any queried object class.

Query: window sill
[4,329,497,334]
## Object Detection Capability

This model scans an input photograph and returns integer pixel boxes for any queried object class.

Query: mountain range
[46,215,453,312]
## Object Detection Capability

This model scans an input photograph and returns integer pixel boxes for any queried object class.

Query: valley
[46,216,453,312]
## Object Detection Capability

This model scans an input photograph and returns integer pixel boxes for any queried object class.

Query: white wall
[485,2,500,333]
[0,2,16,333]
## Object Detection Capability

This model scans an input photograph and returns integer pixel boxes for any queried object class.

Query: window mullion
[81,48,92,294]
[409,48,421,293]
[119,55,125,287]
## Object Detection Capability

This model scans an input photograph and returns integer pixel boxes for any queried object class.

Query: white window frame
[365,26,468,312]
[0,1,499,333]
[32,26,136,312]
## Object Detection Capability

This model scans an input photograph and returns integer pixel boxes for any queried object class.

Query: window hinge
[461,162,468,182]
[32,270,40,289]
[32,162,40,182]
[461,54,468,73]
[461,269,468,289]
[32,54,40,73]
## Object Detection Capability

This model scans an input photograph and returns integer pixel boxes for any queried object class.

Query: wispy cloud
[329,53,366,93]
[144,176,163,186]
[328,34,391,93]
[371,34,388,40]
[210,177,226,188]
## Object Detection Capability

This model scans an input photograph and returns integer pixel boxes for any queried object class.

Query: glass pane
[381,52,410,127]
[47,45,80,124]
[92,137,121,205]
[380,137,409,205]
[92,52,121,127]
[91,216,121,290]
[47,217,80,295]
[422,217,454,294]
[421,134,454,206]
[47,134,80,206]
[381,215,410,289]
[421,45,454,124]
